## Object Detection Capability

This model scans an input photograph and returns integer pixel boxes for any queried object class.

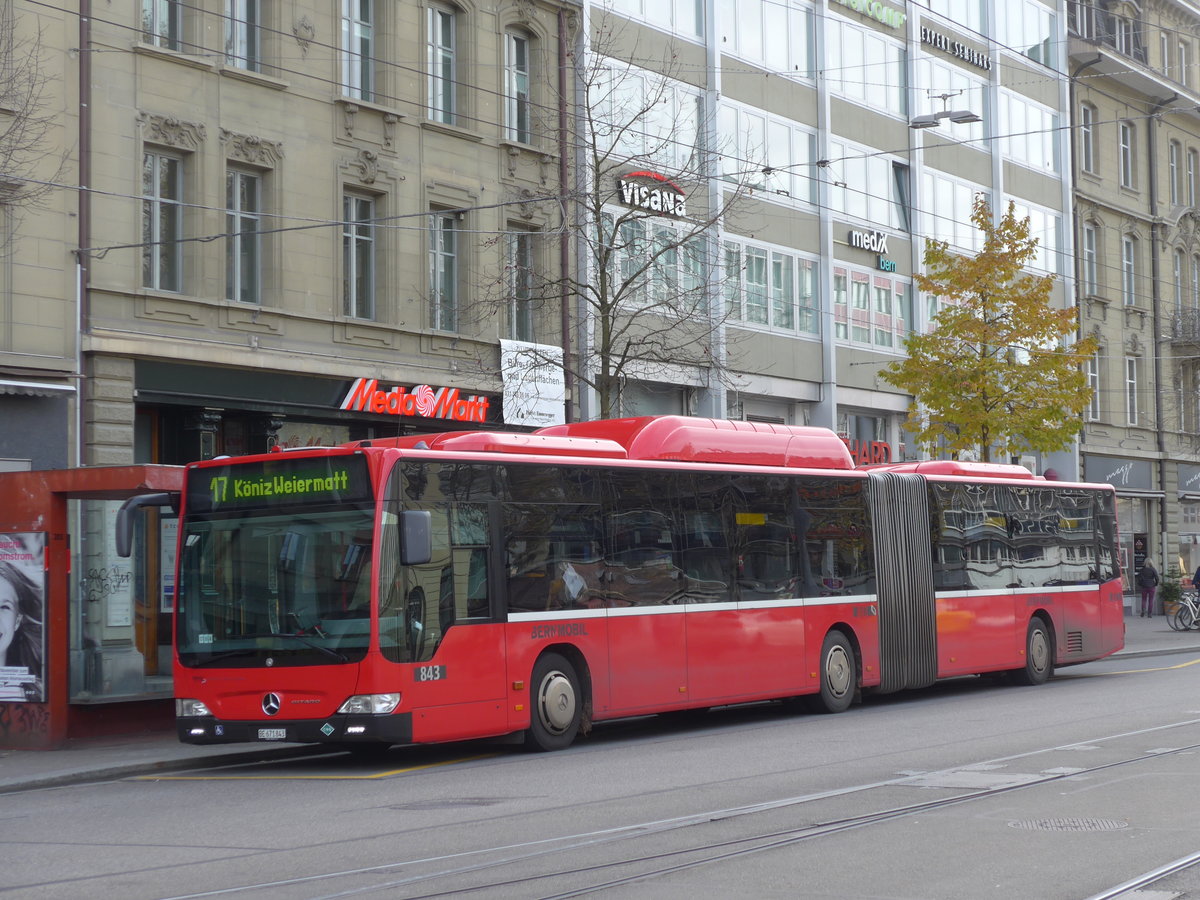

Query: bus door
[683,506,802,704]
[382,465,508,739]
[601,508,689,713]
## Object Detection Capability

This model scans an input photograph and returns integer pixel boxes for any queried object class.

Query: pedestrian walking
[1137,558,1160,617]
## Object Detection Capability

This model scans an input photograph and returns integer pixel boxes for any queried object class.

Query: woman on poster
[0,558,44,701]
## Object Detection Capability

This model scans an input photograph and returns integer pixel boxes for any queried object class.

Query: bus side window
[466,549,488,617]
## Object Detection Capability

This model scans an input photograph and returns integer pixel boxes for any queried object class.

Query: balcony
[1169,309,1200,344]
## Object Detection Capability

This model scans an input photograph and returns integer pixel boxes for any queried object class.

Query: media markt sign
[616,171,688,218]
[339,378,491,423]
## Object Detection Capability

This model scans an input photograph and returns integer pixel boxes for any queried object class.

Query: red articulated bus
[117,416,1125,752]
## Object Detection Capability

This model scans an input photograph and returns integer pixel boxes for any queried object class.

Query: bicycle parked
[1170,590,1200,631]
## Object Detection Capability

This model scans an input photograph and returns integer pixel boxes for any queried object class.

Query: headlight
[176,698,212,717]
[337,693,401,715]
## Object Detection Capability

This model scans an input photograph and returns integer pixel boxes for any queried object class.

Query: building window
[341,0,374,101]
[602,60,702,172]
[827,136,905,228]
[1068,0,1097,39]
[1171,140,1182,205]
[1005,0,1054,66]
[722,102,817,204]
[1113,15,1135,56]
[142,151,183,292]
[724,238,818,335]
[829,264,909,348]
[1182,41,1192,88]
[430,211,458,331]
[1079,103,1095,173]
[1119,121,1135,187]
[827,18,905,117]
[225,0,259,70]
[611,0,703,38]
[226,169,261,304]
[504,32,530,143]
[1122,235,1137,305]
[1193,254,1200,307]
[1081,223,1097,296]
[343,193,375,319]
[427,5,456,124]
[1005,196,1062,275]
[1086,354,1100,422]
[1162,30,1173,76]
[1176,248,1185,310]
[1000,91,1059,173]
[721,0,810,76]
[142,0,182,49]
[507,228,534,341]
[1125,356,1138,425]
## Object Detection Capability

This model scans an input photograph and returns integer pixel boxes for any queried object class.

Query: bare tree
[478,12,760,421]
[0,8,61,243]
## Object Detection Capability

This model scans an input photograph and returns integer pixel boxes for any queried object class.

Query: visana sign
[616,171,688,217]
[340,379,490,423]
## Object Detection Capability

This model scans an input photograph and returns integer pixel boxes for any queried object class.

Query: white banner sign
[500,340,566,428]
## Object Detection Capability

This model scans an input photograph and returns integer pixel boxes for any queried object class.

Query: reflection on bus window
[382,457,494,663]
[931,482,1120,589]
[177,509,373,667]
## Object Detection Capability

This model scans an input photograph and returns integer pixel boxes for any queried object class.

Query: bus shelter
[0,465,183,749]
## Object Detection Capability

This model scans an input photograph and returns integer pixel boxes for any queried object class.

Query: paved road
[2,619,1200,899]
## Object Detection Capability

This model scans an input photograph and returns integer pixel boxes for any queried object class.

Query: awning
[0,379,76,397]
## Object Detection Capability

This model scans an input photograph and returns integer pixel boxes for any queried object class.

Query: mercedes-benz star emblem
[262,693,282,716]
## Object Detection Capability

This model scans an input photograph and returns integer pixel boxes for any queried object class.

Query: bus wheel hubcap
[1030,631,1048,671]
[826,647,851,697]
[539,673,576,734]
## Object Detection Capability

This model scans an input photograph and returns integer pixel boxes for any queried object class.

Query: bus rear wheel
[1011,618,1053,686]
[811,630,855,714]
[524,652,581,752]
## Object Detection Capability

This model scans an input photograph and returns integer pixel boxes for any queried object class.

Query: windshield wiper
[243,632,349,662]
[189,634,348,666]
[189,647,261,668]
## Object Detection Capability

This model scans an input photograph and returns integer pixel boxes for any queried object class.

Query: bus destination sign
[189,455,372,513]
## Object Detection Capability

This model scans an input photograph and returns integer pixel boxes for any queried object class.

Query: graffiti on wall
[0,701,50,742]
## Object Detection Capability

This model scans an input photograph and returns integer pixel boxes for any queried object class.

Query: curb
[1111,646,1200,661]
[0,744,331,795]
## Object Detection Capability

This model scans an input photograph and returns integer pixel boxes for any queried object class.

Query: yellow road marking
[133,753,495,781]
[1108,657,1200,675]
[1058,656,1200,678]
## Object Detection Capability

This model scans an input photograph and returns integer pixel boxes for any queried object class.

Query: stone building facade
[1069,0,1200,591]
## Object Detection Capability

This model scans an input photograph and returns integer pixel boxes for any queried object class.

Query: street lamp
[910,91,982,129]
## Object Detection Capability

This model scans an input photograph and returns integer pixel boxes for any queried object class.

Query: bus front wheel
[1011,618,1053,686]
[812,630,856,714]
[524,652,582,752]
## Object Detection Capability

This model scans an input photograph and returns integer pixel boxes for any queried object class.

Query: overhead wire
[6,0,1200,315]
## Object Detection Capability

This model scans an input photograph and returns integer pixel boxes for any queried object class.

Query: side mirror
[400,510,433,565]
[115,492,179,558]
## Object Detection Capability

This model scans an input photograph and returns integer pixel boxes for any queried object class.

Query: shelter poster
[0,532,46,702]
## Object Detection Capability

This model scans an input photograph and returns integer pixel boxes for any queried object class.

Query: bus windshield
[177,455,375,668]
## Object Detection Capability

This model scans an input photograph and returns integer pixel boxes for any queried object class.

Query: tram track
[154,716,1200,900]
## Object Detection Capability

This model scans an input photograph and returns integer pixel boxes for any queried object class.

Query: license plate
[257,728,287,740]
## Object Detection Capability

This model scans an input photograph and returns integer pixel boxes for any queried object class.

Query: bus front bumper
[177,712,413,745]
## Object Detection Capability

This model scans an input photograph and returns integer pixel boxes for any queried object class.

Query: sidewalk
[2,613,1197,794]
